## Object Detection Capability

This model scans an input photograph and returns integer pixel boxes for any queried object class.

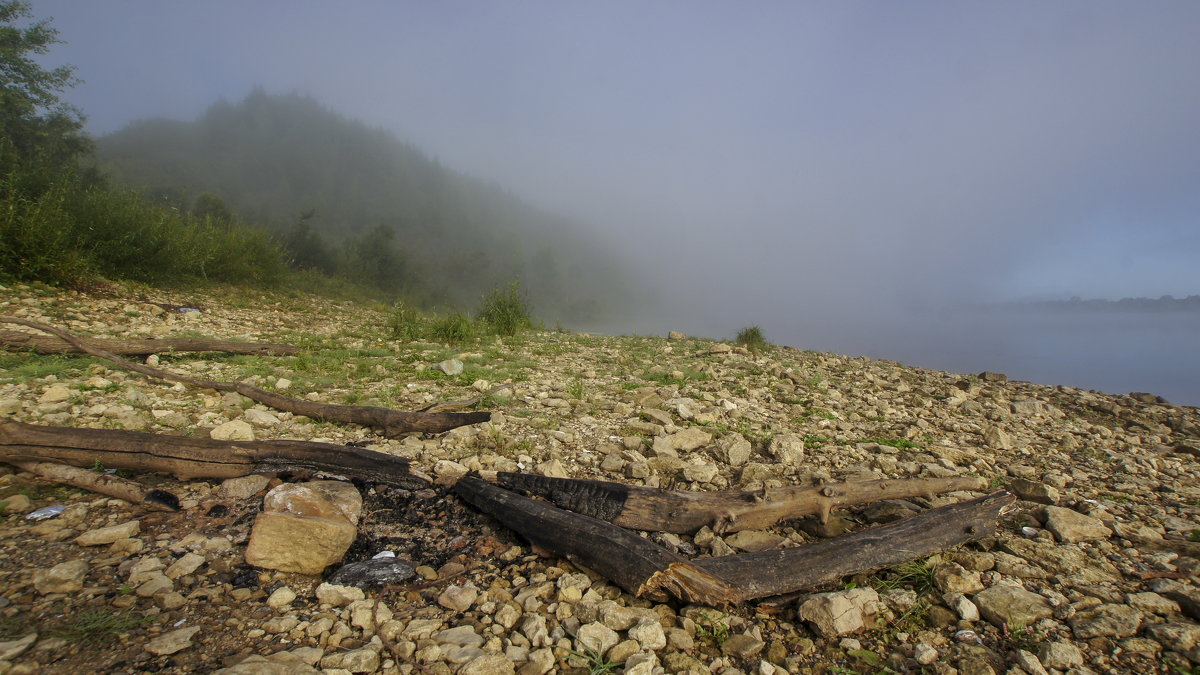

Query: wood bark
[10,460,180,511]
[0,329,299,356]
[454,474,1013,604]
[0,317,488,436]
[0,420,427,489]
[494,472,987,533]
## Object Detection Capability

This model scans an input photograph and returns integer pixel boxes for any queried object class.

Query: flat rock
[0,632,38,661]
[38,384,73,403]
[315,582,365,607]
[219,474,271,500]
[75,519,140,546]
[319,646,380,672]
[1069,603,1142,638]
[1044,506,1112,543]
[725,530,786,552]
[1008,478,1059,504]
[768,433,806,465]
[797,588,879,637]
[1145,622,1200,653]
[244,511,358,575]
[652,427,712,453]
[144,626,202,655]
[326,557,416,589]
[973,585,1053,627]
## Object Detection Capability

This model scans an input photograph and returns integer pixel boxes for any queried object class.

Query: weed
[872,560,937,594]
[476,280,532,337]
[734,325,768,352]
[695,617,729,647]
[386,301,425,341]
[1187,529,1200,542]
[567,376,585,400]
[803,434,830,449]
[1001,620,1045,654]
[51,608,154,644]
[566,644,624,675]
[428,312,474,344]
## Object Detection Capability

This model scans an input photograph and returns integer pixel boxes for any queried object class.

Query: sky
[25,1,1200,397]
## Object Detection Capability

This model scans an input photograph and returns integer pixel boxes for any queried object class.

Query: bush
[476,280,532,336]
[428,312,473,344]
[386,301,425,341]
[735,325,768,352]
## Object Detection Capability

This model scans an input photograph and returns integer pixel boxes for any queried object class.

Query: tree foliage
[0,0,90,189]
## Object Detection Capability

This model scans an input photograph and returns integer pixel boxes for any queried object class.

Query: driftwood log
[0,317,488,436]
[493,472,987,533]
[0,420,427,489]
[454,475,1013,604]
[0,329,300,356]
[9,459,181,511]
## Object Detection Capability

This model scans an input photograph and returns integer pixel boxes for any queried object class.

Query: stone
[973,585,1053,627]
[165,552,206,579]
[32,559,88,594]
[462,654,515,675]
[1,494,31,514]
[262,480,362,525]
[326,557,416,589]
[767,433,806,465]
[653,427,712,453]
[725,530,786,552]
[1038,640,1083,670]
[437,625,485,648]
[934,562,985,594]
[575,621,620,656]
[520,614,550,648]
[667,331,685,340]
[0,398,22,415]
[983,426,1013,450]
[266,587,297,609]
[1145,622,1200,653]
[215,652,321,674]
[1008,478,1059,504]
[244,511,358,575]
[721,633,765,658]
[210,420,255,441]
[1043,506,1112,543]
[681,461,720,483]
[39,384,73,403]
[75,519,140,545]
[1069,603,1142,638]
[1013,649,1049,675]
[319,646,380,672]
[315,583,366,607]
[914,644,939,665]
[1127,591,1180,615]
[945,592,981,622]
[0,632,38,661]
[243,408,280,427]
[144,626,202,655]
[438,582,478,612]
[798,589,877,637]
[219,474,271,500]
[713,433,752,467]
[629,617,667,651]
[436,358,463,375]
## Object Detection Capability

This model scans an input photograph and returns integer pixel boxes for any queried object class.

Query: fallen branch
[0,329,299,356]
[0,317,488,436]
[10,460,179,511]
[0,420,427,489]
[493,472,987,533]
[454,474,1013,604]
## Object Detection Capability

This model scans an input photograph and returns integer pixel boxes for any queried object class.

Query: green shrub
[735,325,768,352]
[386,301,425,341]
[476,280,532,336]
[429,312,473,344]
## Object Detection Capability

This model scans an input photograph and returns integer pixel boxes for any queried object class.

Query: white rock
[210,420,255,441]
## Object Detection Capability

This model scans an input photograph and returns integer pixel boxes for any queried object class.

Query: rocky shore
[1,282,1198,674]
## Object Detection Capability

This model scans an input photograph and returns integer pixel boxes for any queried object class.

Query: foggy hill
[94,90,626,320]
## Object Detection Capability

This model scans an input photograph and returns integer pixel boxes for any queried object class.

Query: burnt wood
[0,329,300,356]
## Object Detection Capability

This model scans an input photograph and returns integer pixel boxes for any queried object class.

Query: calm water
[778,308,1200,407]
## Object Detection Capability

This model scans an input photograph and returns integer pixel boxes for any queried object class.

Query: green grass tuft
[476,280,533,337]
[734,325,768,352]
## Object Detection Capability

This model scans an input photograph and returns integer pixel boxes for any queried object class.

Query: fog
[35,1,1200,402]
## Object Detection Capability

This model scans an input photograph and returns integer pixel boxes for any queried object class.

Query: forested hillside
[95,90,624,321]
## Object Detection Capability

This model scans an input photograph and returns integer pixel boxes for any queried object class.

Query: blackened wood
[0,317,488,436]
[0,329,300,356]
[692,491,1015,601]
[11,460,179,511]
[453,475,738,605]
[0,420,427,488]
[494,472,987,534]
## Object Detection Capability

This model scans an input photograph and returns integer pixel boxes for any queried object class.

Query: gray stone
[629,617,667,651]
[0,632,37,661]
[1,494,31,514]
[1044,506,1112,543]
[725,530,786,552]
[768,433,806,465]
[714,433,752,467]
[1069,603,1142,638]
[575,621,620,656]
[983,426,1013,450]
[934,562,985,594]
[720,633,765,658]
[266,587,296,609]
[38,384,72,403]
[327,557,416,589]
[244,511,356,575]
[243,408,280,427]
[436,358,463,375]
[165,552,206,579]
[797,588,879,637]
[144,626,202,655]
[214,652,321,674]
[436,625,485,648]
[652,427,712,453]
[32,559,88,594]
[973,585,1053,627]
[437,582,478,612]
[1013,649,1049,675]
[462,654,515,675]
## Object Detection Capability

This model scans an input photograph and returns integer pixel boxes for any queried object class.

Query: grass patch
[428,312,474,344]
[50,608,154,644]
[476,280,533,337]
[734,325,768,352]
